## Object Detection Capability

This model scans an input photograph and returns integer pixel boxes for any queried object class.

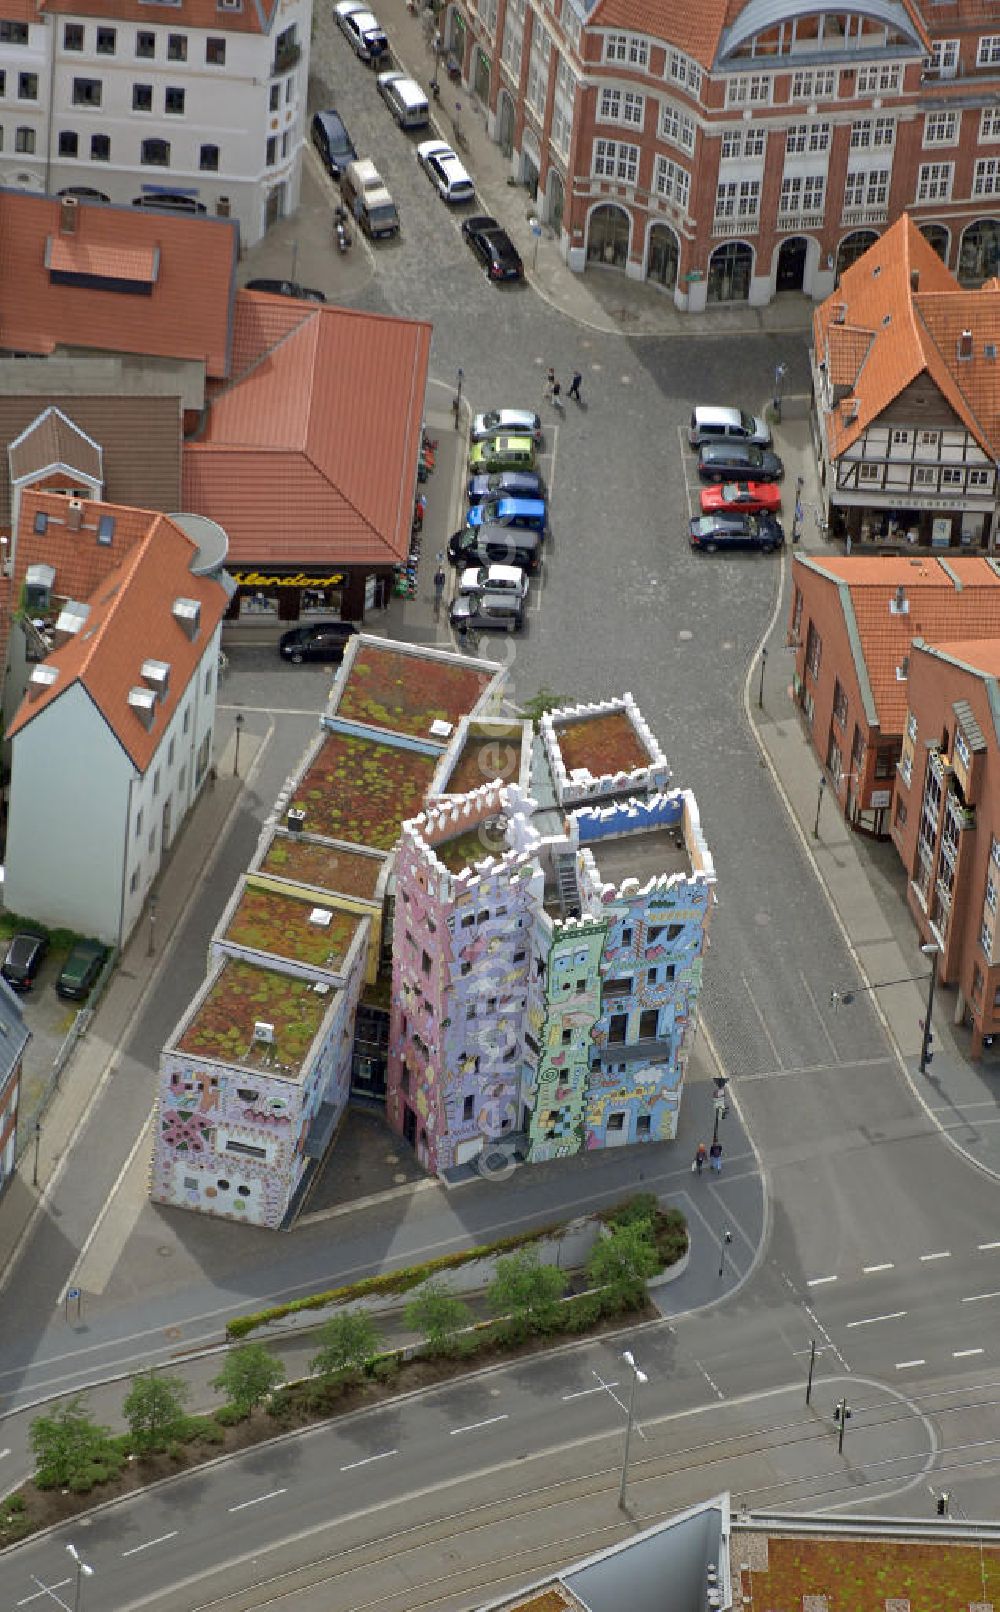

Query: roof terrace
[585,826,690,889]
[224,885,361,972]
[176,957,334,1080]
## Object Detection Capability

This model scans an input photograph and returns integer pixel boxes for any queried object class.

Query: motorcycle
[334,204,352,253]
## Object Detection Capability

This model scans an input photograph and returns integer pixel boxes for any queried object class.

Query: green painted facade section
[527,917,608,1163]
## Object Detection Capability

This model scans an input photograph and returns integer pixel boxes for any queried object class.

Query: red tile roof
[928,636,1000,680]
[796,554,1000,732]
[589,0,731,67]
[7,503,228,771]
[0,192,237,380]
[46,237,158,284]
[183,295,432,567]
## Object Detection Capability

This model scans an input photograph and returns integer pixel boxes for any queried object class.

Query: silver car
[470,407,542,443]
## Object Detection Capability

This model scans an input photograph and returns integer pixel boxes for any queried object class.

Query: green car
[56,938,109,1001]
[468,434,536,474]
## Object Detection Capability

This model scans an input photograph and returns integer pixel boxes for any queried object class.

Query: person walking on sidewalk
[433,556,446,612]
[710,1140,723,1173]
[544,367,555,401]
[568,370,582,402]
[551,378,563,412]
[694,1141,708,1175]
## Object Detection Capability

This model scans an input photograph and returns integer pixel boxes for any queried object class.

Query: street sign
[66,1287,80,1301]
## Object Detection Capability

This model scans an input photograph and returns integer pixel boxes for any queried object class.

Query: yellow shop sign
[232,569,346,588]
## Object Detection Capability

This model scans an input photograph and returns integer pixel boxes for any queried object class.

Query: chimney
[59,195,79,236]
[910,269,920,293]
[958,329,974,361]
[890,585,909,615]
[67,498,84,532]
[832,302,847,325]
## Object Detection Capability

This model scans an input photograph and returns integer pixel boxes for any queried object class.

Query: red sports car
[700,480,782,515]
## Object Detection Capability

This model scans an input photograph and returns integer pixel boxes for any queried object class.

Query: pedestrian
[433,561,446,608]
[552,379,563,411]
[568,370,582,402]
[710,1140,723,1173]
[544,367,555,401]
[694,1141,707,1175]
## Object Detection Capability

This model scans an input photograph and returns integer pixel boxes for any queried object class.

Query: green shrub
[4,1494,25,1514]
[227,1316,258,1339]
[214,1403,248,1427]
[371,1354,401,1383]
[562,1293,603,1331]
[68,1472,95,1494]
[604,1192,658,1229]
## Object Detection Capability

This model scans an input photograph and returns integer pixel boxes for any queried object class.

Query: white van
[377,70,430,130]
[341,158,400,240]
[688,405,771,450]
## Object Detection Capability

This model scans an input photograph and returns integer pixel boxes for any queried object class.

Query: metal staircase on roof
[553,851,581,920]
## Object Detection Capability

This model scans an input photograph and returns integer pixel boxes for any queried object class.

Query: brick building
[440,0,1000,307]
[788,552,1000,836]
[893,636,1000,1055]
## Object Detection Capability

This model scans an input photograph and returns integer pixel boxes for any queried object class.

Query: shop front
[225,565,394,623]
[833,498,994,553]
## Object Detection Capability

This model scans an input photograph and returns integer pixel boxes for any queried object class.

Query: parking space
[4,942,82,1116]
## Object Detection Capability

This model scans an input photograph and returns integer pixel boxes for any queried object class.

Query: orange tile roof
[228,293,316,383]
[589,0,731,67]
[7,505,228,771]
[12,490,151,606]
[183,295,432,568]
[798,554,1000,732]
[0,192,237,380]
[826,324,874,389]
[914,289,1000,464]
[927,636,1000,680]
[46,237,158,284]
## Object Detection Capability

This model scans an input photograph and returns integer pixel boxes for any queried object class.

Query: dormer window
[128,686,157,729]
[141,659,170,699]
[28,665,58,697]
[97,514,115,546]
[172,597,201,640]
[24,562,55,611]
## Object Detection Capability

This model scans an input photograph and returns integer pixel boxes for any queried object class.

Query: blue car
[465,496,547,534]
[466,470,546,505]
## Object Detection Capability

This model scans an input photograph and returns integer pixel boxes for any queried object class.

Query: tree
[310,1310,381,1382]
[403,1280,472,1357]
[519,686,564,729]
[488,1249,567,1339]
[30,1395,112,1488]
[122,1370,189,1454]
[587,1218,660,1307]
[211,1343,284,1417]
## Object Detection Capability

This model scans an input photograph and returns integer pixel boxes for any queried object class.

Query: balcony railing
[713,215,760,237]
[841,204,889,226]
[777,211,826,231]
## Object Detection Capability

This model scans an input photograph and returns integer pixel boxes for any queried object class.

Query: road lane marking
[562,1381,619,1401]
[450,1414,509,1436]
[340,1450,397,1471]
[895,1359,925,1370]
[122,1531,178,1557]
[0,1447,10,1458]
[919,1251,951,1262]
[18,1582,72,1607]
[694,1360,724,1401]
[845,1310,907,1329]
[979,1241,1000,1250]
[807,1275,838,1287]
[228,1488,287,1512]
[962,1291,1000,1304]
[954,1347,985,1359]
[863,1263,894,1274]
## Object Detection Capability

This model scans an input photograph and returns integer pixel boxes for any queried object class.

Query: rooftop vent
[910,269,920,293]
[308,907,333,928]
[429,718,453,740]
[141,658,170,699]
[958,328,974,361]
[987,343,998,360]
[53,600,90,646]
[59,195,79,236]
[28,665,58,697]
[896,654,910,681]
[287,807,306,833]
[312,981,331,996]
[252,1020,275,1045]
[67,498,84,532]
[127,685,157,729]
[832,302,847,325]
[171,597,201,640]
[843,400,860,422]
[890,585,909,615]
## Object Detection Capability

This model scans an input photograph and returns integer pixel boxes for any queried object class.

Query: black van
[447,525,542,575]
[311,109,357,178]
[697,441,785,483]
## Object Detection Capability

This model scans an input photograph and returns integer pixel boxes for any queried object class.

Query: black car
[311,108,357,178]
[466,470,546,505]
[689,512,785,553]
[245,279,327,303]
[447,525,541,574]
[2,931,48,991]
[697,442,784,483]
[461,214,524,282]
[279,622,358,663]
[56,939,109,1001]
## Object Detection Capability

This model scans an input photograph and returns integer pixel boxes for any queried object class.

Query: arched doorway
[545,168,565,230]
[776,235,808,292]
[496,89,515,158]
[959,220,1000,284]
[647,222,679,290]
[586,203,630,268]
[707,240,752,303]
[919,222,950,264]
[835,229,879,281]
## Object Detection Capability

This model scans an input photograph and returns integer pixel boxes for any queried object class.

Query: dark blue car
[466,471,546,505]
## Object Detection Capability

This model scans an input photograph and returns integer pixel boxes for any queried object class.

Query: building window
[64,23,84,49]
[792,587,803,637]
[141,136,169,166]
[850,116,894,150]
[924,111,958,147]
[266,135,277,165]
[913,466,936,487]
[930,38,959,77]
[550,53,575,158]
[206,35,226,63]
[463,1094,474,1121]
[981,107,1000,142]
[167,32,187,60]
[805,620,822,679]
[726,72,771,107]
[148,826,157,854]
[955,727,971,769]
[974,158,1000,197]
[987,873,998,915]
[96,26,116,53]
[858,462,880,483]
[593,138,639,184]
[981,918,994,956]
[720,128,766,161]
[130,870,139,894]
[659,102,695,152]
[978,34,1000,66]
[653,155,690,210]
[940,467,962,486]
[0,18,28,41]
[714,178,761,220]
[790,67,836,100]
[500,0,525,80]
[15,126,35,152]
[845,166,890,209]
[786,122,830,155]
[833,679,848,728]
[72,77,101,107]
[895,796,907,828]
[19,71,39,99]
[133,83,153,110]
[525,19,551,119]
[136,29,155,57]
[779,173,825,217]
[598,86,644,127]
[666,49,702,96]
[165,85,185,113]
[135,808,143,837]
[856,63,901,95]
[58,130,79,157]
[970,468,992,488]
[604,31,648,68]
[421,949,431,976]
[269,82,281,112]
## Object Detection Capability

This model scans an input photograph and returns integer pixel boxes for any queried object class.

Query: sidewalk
[755,405,1000,1181]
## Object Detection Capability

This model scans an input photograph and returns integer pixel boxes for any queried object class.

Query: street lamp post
[618,1349,648,1511]
[813,774,826,839]
[67,1543,94,1612]
[233,710,244,778]
[757,646,767,711]
[718,1227,733,1279]
[773,362,788,424]
[919,941,940,1074]
[453,366,464,428]
[32,1118,41,1188]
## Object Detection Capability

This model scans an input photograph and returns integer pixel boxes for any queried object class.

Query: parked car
[279,622,358,663]
[461,215,523,282]
[688,405,771,450]
[470,408,542,443]
[376,70,429,129]
[467,470,546,504]
[468,435,537,474]
[416,140,475,203]
[333,0,388,60]
[311,108,357,177]
[700,480,782,515]
[457,563,529,600]
[2,931,48,991]
[56,939,109,1001]
[245,279,327,303]
[447,525,542,574]
[340,158,399,240]
[688,512,785,553]
[697,442,784,483]
[449,593,523,634]
[466,497,546,534]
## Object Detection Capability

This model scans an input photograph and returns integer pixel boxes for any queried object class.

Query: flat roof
[224,885,361,972]
[176,957,335,1081]
[554,708,654,780]
[432,816,509,875]
[440,722,524,795]
[336,641,496,738]
[260,834,383,901]
[586,826,690,888]
[292,729,439,850]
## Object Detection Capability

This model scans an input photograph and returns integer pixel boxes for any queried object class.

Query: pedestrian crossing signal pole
[834,1398,852,1454]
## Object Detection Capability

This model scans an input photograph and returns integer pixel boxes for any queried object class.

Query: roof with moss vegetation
[176,957,334,1078]
[259,834,383,901]
[224,885,361,972]
[336,642,494,738]
[738,1533,1000,1611]
[291,730,438,850]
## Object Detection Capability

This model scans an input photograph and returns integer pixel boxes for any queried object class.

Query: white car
[416,140,475,203]
[470,407,543,444]
[333,0,388,61]
[458,563,529,600]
